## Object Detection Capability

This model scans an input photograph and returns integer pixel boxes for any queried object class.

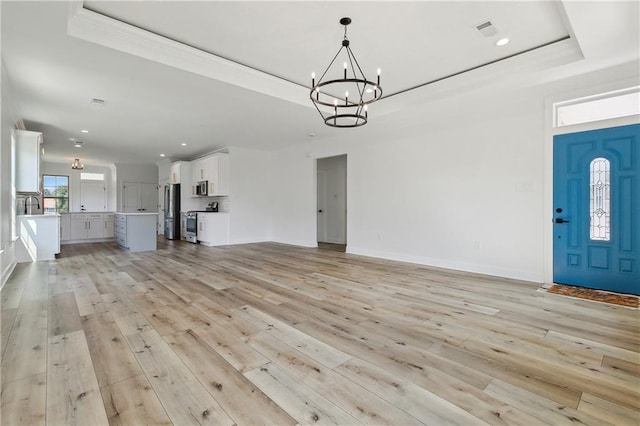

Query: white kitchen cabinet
[197,212,230,246]
[208,154,230,196]
[191,154,230,197]
[60,213,71,241]
[15,129,43,193]
[70,213,104,240]
[190,158,203,196]
[104,213,115,238]
[114,213,157,252]
[122,182,158,213]
[170,161,186,184]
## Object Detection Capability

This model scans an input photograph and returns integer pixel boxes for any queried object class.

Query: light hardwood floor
[1,240,638,425]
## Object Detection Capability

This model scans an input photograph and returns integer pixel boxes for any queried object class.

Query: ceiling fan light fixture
[310,17,382,128]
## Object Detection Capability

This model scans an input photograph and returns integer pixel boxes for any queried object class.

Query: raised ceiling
[1,1,638,166]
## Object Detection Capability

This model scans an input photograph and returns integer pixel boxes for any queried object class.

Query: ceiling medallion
[310,17,382,128]
[71,158,84,170]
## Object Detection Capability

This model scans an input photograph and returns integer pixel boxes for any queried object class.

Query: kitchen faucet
[24,195,40,215]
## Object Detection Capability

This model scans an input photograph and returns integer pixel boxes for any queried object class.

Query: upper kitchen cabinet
[170,161,187,184]
[15,129,43,193]
[209,154,230,196]
[191,154,230,196]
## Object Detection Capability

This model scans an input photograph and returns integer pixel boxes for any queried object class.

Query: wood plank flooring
[1,239,639,425]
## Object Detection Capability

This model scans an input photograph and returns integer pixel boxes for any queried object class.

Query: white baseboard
[270,238,318,248]
[61,237,114,245]
[347,246,543,283]
[1,246,17,291]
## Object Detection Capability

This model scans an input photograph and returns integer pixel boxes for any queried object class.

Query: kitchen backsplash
[196,196,230,212]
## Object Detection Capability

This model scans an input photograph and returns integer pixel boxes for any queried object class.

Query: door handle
[555,218,570,224]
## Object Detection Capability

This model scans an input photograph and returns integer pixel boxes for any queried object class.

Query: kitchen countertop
[17,213,60,218]
[115,212,158,215]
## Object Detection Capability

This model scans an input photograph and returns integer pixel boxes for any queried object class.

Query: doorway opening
[316,155,347,252]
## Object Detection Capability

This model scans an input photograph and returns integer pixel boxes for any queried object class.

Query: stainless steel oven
[184,211,198,243]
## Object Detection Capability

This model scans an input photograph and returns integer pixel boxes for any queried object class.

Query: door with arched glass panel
[553,123,639,295]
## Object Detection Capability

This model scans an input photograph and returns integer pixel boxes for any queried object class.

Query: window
[43,175,69,213]
[589,158,610,241]
[554,87,640,127]
[80,172,104,181]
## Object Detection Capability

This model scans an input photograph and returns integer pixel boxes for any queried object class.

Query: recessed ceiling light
[80,129,89,133]
[180,143,187,146]
[496,37,510,46]
[74,141,84,148]
[160,154,166,157]
[308,133,316,137]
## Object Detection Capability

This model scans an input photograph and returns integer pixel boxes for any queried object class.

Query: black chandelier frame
[310,17,382,128]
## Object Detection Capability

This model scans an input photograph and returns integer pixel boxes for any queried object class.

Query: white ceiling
[2,1,638,166]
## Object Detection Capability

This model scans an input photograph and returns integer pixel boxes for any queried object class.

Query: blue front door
[553,123,640,295]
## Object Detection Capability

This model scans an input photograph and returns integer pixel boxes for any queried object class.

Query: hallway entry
[317,155,347,250]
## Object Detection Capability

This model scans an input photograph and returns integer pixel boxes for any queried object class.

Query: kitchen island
[16,214,60,262]
[114,212,158,252]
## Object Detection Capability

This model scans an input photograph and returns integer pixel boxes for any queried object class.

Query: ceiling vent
[475,20,498,38]
[91,98,105,105]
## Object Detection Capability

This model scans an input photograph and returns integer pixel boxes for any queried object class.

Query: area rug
[539,283,639,308]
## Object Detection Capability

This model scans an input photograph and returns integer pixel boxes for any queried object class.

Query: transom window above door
[554,87,639,127]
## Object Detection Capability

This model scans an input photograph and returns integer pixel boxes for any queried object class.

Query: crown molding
[66,1,311,108]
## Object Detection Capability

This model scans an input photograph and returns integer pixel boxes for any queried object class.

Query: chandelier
[71,158,84,170]
[310,17,382,128]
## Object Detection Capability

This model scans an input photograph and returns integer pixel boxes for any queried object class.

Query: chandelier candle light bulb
[309,17,382,127]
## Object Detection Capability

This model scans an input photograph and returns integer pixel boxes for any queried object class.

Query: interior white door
[80,181,106,212]
[317,169,328,242]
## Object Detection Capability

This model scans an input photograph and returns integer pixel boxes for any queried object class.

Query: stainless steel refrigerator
[164,184,181,240]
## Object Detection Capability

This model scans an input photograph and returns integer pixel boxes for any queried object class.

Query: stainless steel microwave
[196,180,208,196]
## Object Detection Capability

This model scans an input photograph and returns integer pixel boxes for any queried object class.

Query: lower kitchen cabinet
[197,212,230,246]
[104,213,114,238]
[65,213,115,242]
[60,214,71,241]
[114,213,158,252]
[70,213,104,240]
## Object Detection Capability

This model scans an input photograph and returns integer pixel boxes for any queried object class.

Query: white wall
[226,146,271,244]
[268,62,639,283]
[0,61,24,288]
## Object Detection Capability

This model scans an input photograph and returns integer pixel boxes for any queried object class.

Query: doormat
[539,283,639,308]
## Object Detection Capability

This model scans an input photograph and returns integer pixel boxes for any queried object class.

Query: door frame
[543,82,640,284]
[315,154,348,247]
[316,169,328,243]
